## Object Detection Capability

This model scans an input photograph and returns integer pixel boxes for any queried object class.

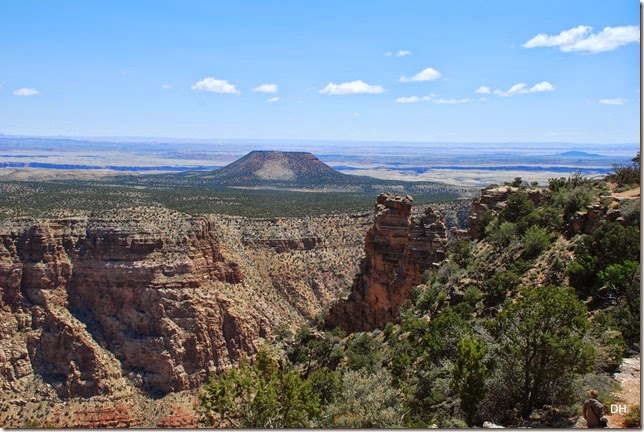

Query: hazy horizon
[0,133,638,151]
[0,134,637,186]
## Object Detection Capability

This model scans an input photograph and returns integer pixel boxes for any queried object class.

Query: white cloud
[385,50,411,57]
[433,98,471,104]
[524,25,592,49]
[494,83,527,96]
[191,77,239,94]
[13,88,40,96]
[399,67,441,82]
[353,112,361,117]
[396,95,432,103]
[494,81,555,96]
[266,96,280,103]
[161,84,173,89]
[599,98,626,105]
[528,81,555,92]
[319,80,384,95]
[396,96,421,103]
[253,83,278,93]
[523,25,639,53]
[475,86,491,94]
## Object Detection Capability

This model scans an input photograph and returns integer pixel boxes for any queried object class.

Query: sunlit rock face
[327,193,448,332]
[0,208,366,398]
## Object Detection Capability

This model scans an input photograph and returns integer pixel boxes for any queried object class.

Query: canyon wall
[0,208,366,403]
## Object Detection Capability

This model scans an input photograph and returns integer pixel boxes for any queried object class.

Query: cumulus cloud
[319,80,384,95]
[396,96,420,103]
[396,95,432,103]
[399,67,441,82]
[529,81,555,92]
[494,81,555,96]
[266,96,280,103]
[253,83,278,93]
[13,88,40,96]
[494,83,527,96]
[475,86,491,94]
[433,97,471,104]
[523,25,639,53]
[599,98,625,105]
[191,77,240,94]
[161,84,173,89]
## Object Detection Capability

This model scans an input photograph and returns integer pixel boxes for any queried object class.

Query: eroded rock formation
[0,208,366,406]
[326,193,447,332]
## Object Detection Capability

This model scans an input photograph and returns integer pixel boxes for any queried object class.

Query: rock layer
[0,208,366,403]
[327,193,447,332]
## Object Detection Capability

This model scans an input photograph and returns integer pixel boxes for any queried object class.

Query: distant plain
[0,136,637,186]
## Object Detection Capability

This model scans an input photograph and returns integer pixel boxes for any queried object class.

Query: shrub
[308,367,342,406]
[606,262,641,348]
[566,255,598,293]
[609,152,640,186]
[619,198,640,226]
[556,186,594,221]
[484,270,521,307]
[625,405,641,428]
[463,286,483,307]
[549,177,567,192]
[451,336,488,425]
[415,283,448,314]
[587,311,626,372]
[488,221,517,247]
[450,239,472,268]
[518,206,563,232]
[598,260,639,300]
[477,211,496,239]
[318,367,403,428]
[589,223,640,269]
[345,333,382,372]
[199,350,321,428]
[486,286,594,419]
[521,226,550,258]
[501,192,534,224]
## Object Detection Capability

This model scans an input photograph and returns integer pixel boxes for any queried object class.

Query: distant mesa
[210,150,354,185]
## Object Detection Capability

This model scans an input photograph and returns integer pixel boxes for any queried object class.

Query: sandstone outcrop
[568,199,630,235]
[326,194,447,332]
[467,186,543,238]
[467,185,632,239]
[0,207,367,409]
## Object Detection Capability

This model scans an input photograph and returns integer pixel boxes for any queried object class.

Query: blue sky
[1,0,640,143]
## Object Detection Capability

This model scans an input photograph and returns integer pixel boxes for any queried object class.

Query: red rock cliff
[0,209,263,398]
[326,194,447,332]
[0,208,366,405]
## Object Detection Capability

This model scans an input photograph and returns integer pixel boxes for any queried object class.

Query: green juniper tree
[487,286,594,419]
